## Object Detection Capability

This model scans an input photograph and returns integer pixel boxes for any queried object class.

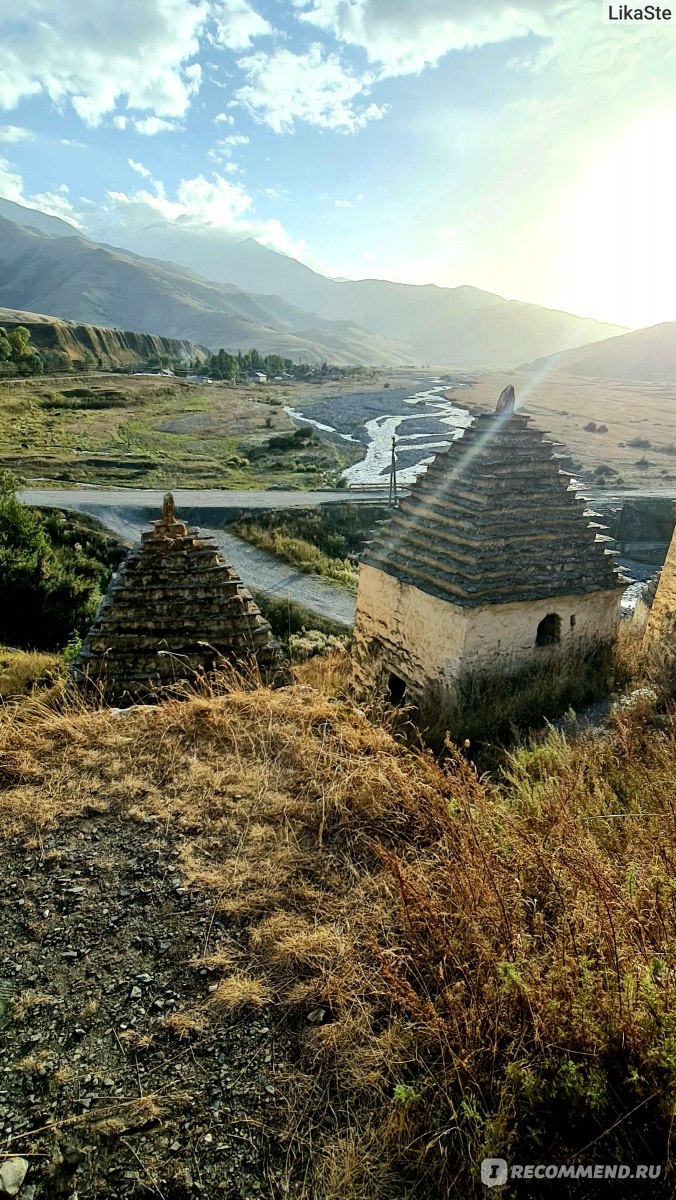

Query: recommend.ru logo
[480,1159,661,1187]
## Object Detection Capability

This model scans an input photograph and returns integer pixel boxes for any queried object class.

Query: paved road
[21,491,359,628]
[19,487,391,513]
[592,488,676,501]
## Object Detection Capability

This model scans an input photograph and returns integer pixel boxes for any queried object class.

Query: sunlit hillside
[1,649,675,1198]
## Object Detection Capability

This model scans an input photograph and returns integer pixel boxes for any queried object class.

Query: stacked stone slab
[644,525,676,654]
[352,390,629,732]
[70,494,291,703]
[362,406,625,606]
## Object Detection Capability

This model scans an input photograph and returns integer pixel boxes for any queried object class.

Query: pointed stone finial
[162,492,177,523]
[496,385,515,413]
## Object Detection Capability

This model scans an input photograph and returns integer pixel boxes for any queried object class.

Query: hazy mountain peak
[0,197,81,239]
[0,198,629,367]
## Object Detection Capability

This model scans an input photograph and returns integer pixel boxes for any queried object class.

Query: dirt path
[88,510,356,628]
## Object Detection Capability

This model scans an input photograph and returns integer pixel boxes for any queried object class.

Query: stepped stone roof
[362,395,628,608]
[70,493,291,702]
[645,525,676,646]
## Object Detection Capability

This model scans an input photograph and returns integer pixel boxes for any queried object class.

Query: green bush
[0,473,118,650]
[232,504,388,589]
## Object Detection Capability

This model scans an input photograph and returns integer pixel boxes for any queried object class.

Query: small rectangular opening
[387,672,407,706]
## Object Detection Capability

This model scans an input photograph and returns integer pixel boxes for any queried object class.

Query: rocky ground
[0,800,301,1198]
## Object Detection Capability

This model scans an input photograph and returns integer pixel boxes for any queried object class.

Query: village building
[70,494,291,703]
[351,387,628,732]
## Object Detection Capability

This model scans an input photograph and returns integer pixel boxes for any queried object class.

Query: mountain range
[524,322,676,383]
[0,196,628,367]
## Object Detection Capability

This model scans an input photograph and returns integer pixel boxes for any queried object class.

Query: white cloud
[214,112,236,124]
[105,172,254,228]
[80,167,335,274]
[0,157,83,227]
[112,116,128,130]
[0,125,35,143]
[334,199,352,208]
[211,0,271,49]
[293,0,569,75]
[60,138,87,148]
[28,188,83,228]
[261,186,290,202]
[234,43,389,132]
[207,132,249,164]
[0,157,25,202]
[0,0,208,126]
[133,116,179,135]
[128,158,153,178]
[207,156,242,172]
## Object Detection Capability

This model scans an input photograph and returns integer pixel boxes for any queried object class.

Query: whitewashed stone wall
[352,563,622,705]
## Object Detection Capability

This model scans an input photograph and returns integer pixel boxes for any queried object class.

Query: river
[284,377,473,487]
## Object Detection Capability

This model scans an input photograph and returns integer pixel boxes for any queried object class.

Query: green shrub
[0,474,118,650]
[232,504,387,590]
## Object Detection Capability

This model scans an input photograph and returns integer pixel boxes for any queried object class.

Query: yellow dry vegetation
[0,646,63,698]
[1,655,676,1195]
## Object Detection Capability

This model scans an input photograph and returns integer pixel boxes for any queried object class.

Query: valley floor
[0,374,380,491]
[453,369,676,491]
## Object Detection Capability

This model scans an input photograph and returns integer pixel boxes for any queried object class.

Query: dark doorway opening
[387,672,407,705]
[535,613,562,646]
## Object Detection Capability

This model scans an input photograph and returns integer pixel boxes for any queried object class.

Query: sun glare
[556,109,676,328]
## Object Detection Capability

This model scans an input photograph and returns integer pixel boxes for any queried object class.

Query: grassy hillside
[231,503,389,592]
[0,651,674,1197]
[0,374,362,489]
[99,227,628,367]
[524,322,676,384]
[1,201,628,369]
[0,308,207,372]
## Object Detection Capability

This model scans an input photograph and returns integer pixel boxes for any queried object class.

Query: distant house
[186,374,213,384]
[248,371,267,384]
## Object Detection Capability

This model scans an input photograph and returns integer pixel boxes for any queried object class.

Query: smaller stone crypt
[352,387,629,736]
[70,494,291,703]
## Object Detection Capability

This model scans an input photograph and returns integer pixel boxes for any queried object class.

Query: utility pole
[389,435,398,507]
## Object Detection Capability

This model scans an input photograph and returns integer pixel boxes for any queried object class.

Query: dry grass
[294,648,353,696]
[1,659,675,1196]
[0,646,63,698]
[209,973,271,1012]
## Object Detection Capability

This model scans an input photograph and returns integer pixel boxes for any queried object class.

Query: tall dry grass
[0,645,63,699]
[1,664,675,1196]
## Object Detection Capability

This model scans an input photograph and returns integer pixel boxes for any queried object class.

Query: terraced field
[0,374,362,489]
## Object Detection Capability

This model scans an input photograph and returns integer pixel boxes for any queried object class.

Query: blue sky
[1,1,675,327]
